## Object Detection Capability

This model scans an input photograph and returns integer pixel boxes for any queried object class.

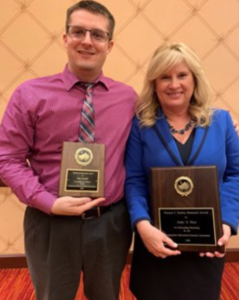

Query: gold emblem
[75,148,93,166]
[174,176,194,197]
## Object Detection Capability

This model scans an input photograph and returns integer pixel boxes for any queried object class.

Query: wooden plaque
[150,166,224,253]
[59,142,105,197]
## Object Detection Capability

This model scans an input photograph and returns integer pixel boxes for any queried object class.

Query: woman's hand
[199,224,231,258]
[136,220,181,258]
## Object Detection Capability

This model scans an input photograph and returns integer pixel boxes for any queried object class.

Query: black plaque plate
[66,169,99,192]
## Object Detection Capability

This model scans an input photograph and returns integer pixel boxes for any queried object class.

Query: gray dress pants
[24,199,132,300]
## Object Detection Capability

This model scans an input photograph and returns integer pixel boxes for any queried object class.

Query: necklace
[166,118,193,135]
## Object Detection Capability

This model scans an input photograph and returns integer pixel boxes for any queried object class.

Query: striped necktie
[78,83,95,143]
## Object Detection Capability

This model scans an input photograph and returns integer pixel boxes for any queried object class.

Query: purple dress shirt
[0,65,137,214]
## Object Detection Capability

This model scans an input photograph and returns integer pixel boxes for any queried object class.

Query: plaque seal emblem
[174,176,194,197]
[75,148,93,166]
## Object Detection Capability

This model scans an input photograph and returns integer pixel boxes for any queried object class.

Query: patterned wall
[0,0,239,254]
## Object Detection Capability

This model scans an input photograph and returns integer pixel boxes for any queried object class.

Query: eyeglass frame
[66,25,110,42]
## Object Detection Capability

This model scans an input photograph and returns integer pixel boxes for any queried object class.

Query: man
[0,1,137,300]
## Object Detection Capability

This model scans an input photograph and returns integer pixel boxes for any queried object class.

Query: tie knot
[81,82,94,91]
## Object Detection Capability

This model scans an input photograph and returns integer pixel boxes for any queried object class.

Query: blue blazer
[125,109,239,234]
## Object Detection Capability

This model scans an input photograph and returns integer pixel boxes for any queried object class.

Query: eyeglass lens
[68,26,109,42]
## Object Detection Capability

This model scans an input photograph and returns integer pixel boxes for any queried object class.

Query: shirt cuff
[33,191,57,214]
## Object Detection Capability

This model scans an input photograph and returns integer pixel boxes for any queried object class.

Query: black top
[174,130,195,165]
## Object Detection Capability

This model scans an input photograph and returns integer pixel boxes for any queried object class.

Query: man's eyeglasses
[67,26,110,42]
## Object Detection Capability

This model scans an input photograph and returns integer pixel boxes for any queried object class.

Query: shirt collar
[62,64,109,91]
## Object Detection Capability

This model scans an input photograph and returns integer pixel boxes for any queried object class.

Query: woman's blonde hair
[136,42,213,127]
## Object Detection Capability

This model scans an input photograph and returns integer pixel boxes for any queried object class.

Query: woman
[125,43,239,300]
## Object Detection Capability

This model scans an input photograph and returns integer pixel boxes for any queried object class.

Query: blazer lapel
[187,126,209,165]
[154,116,184,166]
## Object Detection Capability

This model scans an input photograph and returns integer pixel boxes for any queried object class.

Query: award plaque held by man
[59,142,105,197]
[150,165,224,252]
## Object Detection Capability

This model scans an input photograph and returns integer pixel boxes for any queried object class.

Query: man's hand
[136,220,181,258]
[50,196,105,216]
[228,110,239,136]
[232,119,239,136]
